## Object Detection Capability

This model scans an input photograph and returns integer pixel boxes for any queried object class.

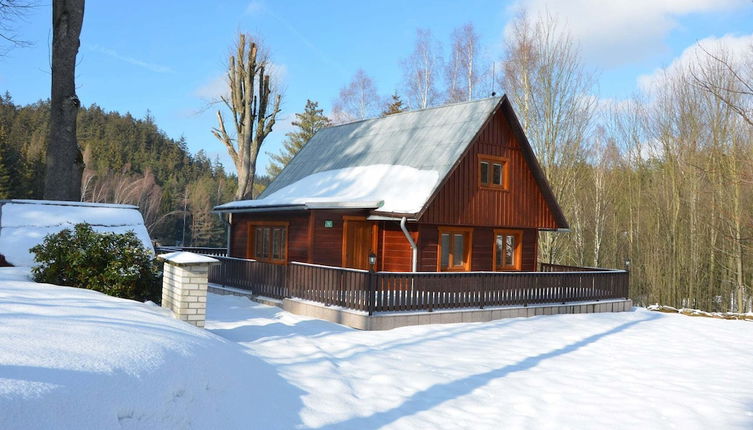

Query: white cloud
[637,33,753,93]
[504,0,748,68]
[638,34,753,93]
[87,44,174,73]
[244,1,264,15]
[194,74,228,101]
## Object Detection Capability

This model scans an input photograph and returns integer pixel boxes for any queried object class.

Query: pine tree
[267,100,331,178]
[382,92,407,116]
[0,145,11,199]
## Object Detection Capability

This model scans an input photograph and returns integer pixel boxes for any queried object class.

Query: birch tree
[212,33,281,200]
[501,11,596,263]
[401,28,441,109]
[332,69,381,123]
[446,23,482,102]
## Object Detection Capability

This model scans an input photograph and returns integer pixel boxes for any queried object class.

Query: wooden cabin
[214,96,568,273]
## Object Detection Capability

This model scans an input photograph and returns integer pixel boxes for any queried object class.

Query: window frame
[478,154,510,191]
[437,226,473,272]
[246,221,289,264]
[492,229,523,271]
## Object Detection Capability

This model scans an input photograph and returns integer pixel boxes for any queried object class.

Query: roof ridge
[323,96,504,130]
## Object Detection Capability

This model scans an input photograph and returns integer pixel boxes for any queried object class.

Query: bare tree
[501,11,596,263]
[44,0,84,201]
[446,23,482,103]
[331,69,381,123]
[0,0,33,54]
[212,33,281,200]
[691,43,753,127]
[401,28,442,109]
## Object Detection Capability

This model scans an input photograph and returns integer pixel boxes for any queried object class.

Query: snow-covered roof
[0,200,153,267]
[216,97,502,215]
[215,164,440,214]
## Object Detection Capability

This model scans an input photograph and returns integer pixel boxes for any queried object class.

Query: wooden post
[367,271,376,316]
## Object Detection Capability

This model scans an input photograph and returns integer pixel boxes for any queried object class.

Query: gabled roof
[215,96,568,229]
[216,97,501,214]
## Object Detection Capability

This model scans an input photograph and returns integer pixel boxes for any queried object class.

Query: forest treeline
[0,93,243,247]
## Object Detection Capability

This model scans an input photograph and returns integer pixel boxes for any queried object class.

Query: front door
[342,218,375,270]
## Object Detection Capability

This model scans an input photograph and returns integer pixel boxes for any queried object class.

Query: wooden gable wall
[419,107,558,229]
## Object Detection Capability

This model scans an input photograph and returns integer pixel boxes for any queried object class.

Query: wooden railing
[156,246,228,257]
[203,256,629,314]
[539,262,616,272]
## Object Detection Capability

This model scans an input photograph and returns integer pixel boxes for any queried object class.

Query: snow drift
[0,268,302,429]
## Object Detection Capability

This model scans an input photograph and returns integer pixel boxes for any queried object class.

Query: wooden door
[342,218,376,270]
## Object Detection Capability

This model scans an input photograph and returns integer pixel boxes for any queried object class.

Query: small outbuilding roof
[0,200,153,267]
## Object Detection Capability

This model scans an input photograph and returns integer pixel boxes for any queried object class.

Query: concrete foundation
[208,284,633,330]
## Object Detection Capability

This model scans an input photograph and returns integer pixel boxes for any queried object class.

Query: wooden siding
[308,210,371,267]
[416,224,537,272]
[229,213,309,262]
[420,107,558,229]
[378,222,418,272]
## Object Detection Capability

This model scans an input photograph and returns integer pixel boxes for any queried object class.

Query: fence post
[157,251,219,328]
[367,271,376,316]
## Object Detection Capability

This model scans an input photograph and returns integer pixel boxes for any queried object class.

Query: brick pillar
[158,252,219,328]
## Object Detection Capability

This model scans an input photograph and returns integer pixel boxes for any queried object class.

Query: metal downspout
[400,216,417,272]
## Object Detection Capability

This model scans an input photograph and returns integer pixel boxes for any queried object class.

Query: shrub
[30,223,161,303]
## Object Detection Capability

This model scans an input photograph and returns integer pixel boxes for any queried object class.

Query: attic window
[478,155,509,190]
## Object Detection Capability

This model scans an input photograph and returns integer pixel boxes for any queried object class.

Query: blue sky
[1,0,752,175]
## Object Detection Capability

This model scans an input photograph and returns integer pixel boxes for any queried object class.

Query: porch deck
[157,247,629,314]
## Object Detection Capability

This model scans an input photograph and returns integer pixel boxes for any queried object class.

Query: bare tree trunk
[212,33,281,200]
[44,0,84,201]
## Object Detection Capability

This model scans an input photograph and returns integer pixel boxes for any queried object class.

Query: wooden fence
[203,256,629,314]
[539,262,616,272]
[156,246,228,257]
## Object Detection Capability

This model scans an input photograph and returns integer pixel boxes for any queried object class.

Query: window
[478,155,509,190]
[248,222,288,263]
[438,227,472,271]
[493,229,522,271]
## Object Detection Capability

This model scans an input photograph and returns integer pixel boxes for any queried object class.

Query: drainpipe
[400,217,417,272]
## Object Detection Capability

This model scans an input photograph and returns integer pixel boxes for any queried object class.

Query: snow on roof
[0,200,153,267]
[158,251,220,266]
[215,164,440,214]
[217,97,502,215]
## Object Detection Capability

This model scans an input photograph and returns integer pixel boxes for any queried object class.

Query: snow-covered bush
[30,223,161,303]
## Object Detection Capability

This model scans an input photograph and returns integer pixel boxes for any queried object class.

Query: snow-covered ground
[0,268,299,429]
[207,294,753,429]
[2,267,753,429]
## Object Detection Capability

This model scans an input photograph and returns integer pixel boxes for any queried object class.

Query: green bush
[30,223,161,303]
